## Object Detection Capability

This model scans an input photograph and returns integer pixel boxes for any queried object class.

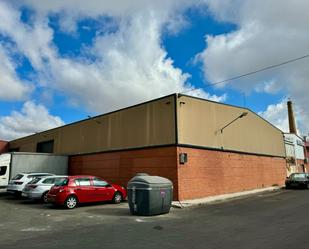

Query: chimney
[287,100,297,135]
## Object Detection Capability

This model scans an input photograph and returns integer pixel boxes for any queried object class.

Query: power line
[180,53,309,95]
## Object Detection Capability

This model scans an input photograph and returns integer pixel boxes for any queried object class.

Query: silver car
[22,175,67,203]
[7,173,54,195]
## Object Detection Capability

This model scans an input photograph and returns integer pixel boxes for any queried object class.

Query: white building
[284,133,305,175]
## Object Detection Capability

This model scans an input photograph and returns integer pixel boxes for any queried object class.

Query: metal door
[0,154,11,187]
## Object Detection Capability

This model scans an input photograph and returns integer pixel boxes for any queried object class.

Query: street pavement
[1,189,309,249]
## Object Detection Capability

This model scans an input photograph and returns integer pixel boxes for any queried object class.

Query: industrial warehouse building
[7,94,287,201]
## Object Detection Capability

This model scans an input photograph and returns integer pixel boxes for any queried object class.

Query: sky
[0,0,309,141]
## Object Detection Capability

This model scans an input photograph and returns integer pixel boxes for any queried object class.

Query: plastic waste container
[127,174,173,216]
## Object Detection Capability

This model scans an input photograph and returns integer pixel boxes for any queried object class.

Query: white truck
[0,152,68,189]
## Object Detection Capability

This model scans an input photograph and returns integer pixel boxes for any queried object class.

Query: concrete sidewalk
[172,186,283,208]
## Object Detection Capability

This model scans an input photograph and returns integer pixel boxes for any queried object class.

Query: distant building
[284,133,306,175]
[0,140,8,154]
[5,94,287,201]
[284,100,308,175]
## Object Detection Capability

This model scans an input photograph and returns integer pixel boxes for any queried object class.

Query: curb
[172,186,284,208]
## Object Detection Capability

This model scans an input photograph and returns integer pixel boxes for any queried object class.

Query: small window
[36,140,54,153]
[93,177,109,187]
[0,166,7,176]
[75,178,91,186]
[12,174,24,180]
[42,178,55,184]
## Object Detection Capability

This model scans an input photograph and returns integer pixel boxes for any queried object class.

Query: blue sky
[0,1,308,140]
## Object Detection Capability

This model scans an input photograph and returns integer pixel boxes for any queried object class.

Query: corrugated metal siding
[177,95,285,157]
[9,95,176,154]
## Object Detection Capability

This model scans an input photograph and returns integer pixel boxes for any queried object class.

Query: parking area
[0,189,181,247]
[2,188,309,249]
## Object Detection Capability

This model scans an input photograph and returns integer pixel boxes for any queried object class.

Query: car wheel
[42,191,49,203]
[14,191,22,198]
[113,192,123,204]
[65,196,78,209]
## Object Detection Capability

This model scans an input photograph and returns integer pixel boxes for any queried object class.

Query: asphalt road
[1,189,309,249]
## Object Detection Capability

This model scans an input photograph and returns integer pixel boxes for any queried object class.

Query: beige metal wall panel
[9,95,176,154]
[177,95,285,157]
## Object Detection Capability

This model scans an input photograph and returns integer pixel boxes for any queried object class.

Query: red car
[47,175,127,209]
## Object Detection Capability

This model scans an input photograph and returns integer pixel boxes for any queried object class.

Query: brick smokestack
[287,100,297,135]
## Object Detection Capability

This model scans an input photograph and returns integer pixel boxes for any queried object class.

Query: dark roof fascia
[68,143,177,157]
[177,143,286,159]
[67,142,285,159]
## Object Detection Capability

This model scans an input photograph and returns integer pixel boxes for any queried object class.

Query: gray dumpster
[127,174,173,216]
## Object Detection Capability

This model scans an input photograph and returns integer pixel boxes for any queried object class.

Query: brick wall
[296,159,306,173]
[69,146,179,199]
[68,146,287,201]
[177,147,287,201]
[0,140,8,153]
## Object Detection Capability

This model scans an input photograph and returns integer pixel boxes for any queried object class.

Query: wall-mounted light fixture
[179,153,188,165]
[87,115,102,124]
[218,112,248,150]
[220,112,248,134]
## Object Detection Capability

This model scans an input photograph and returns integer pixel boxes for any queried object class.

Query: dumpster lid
[129,175,172,185]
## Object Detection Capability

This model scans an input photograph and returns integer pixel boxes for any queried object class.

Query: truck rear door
[0,154,11,188]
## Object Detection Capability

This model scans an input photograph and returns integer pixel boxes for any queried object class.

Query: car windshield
[54,177,68,186]
[28,178,42,184]
[290,173,308,180]
[12,174,24,180]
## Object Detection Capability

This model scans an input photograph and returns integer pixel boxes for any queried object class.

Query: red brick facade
[69,146,287,201]
[177,147,286,200]
[0,140,8,153]
[69,147,179,199]
[295,159,306,173]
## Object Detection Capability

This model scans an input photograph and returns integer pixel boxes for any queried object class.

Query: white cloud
[199,0,309,135]
[259,99,309,136]
[12,0,201,33]
[0,2,55,70]
[0,45,33,100]
[0,0,224,115]
[0,101,64,140]
[259,100,289,133]
[255,80,281,94]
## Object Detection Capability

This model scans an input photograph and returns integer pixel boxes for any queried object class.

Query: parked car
[47,175,127,209]
[22,175,68,203]
[285,173,309,189]
[7,173,54,196]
